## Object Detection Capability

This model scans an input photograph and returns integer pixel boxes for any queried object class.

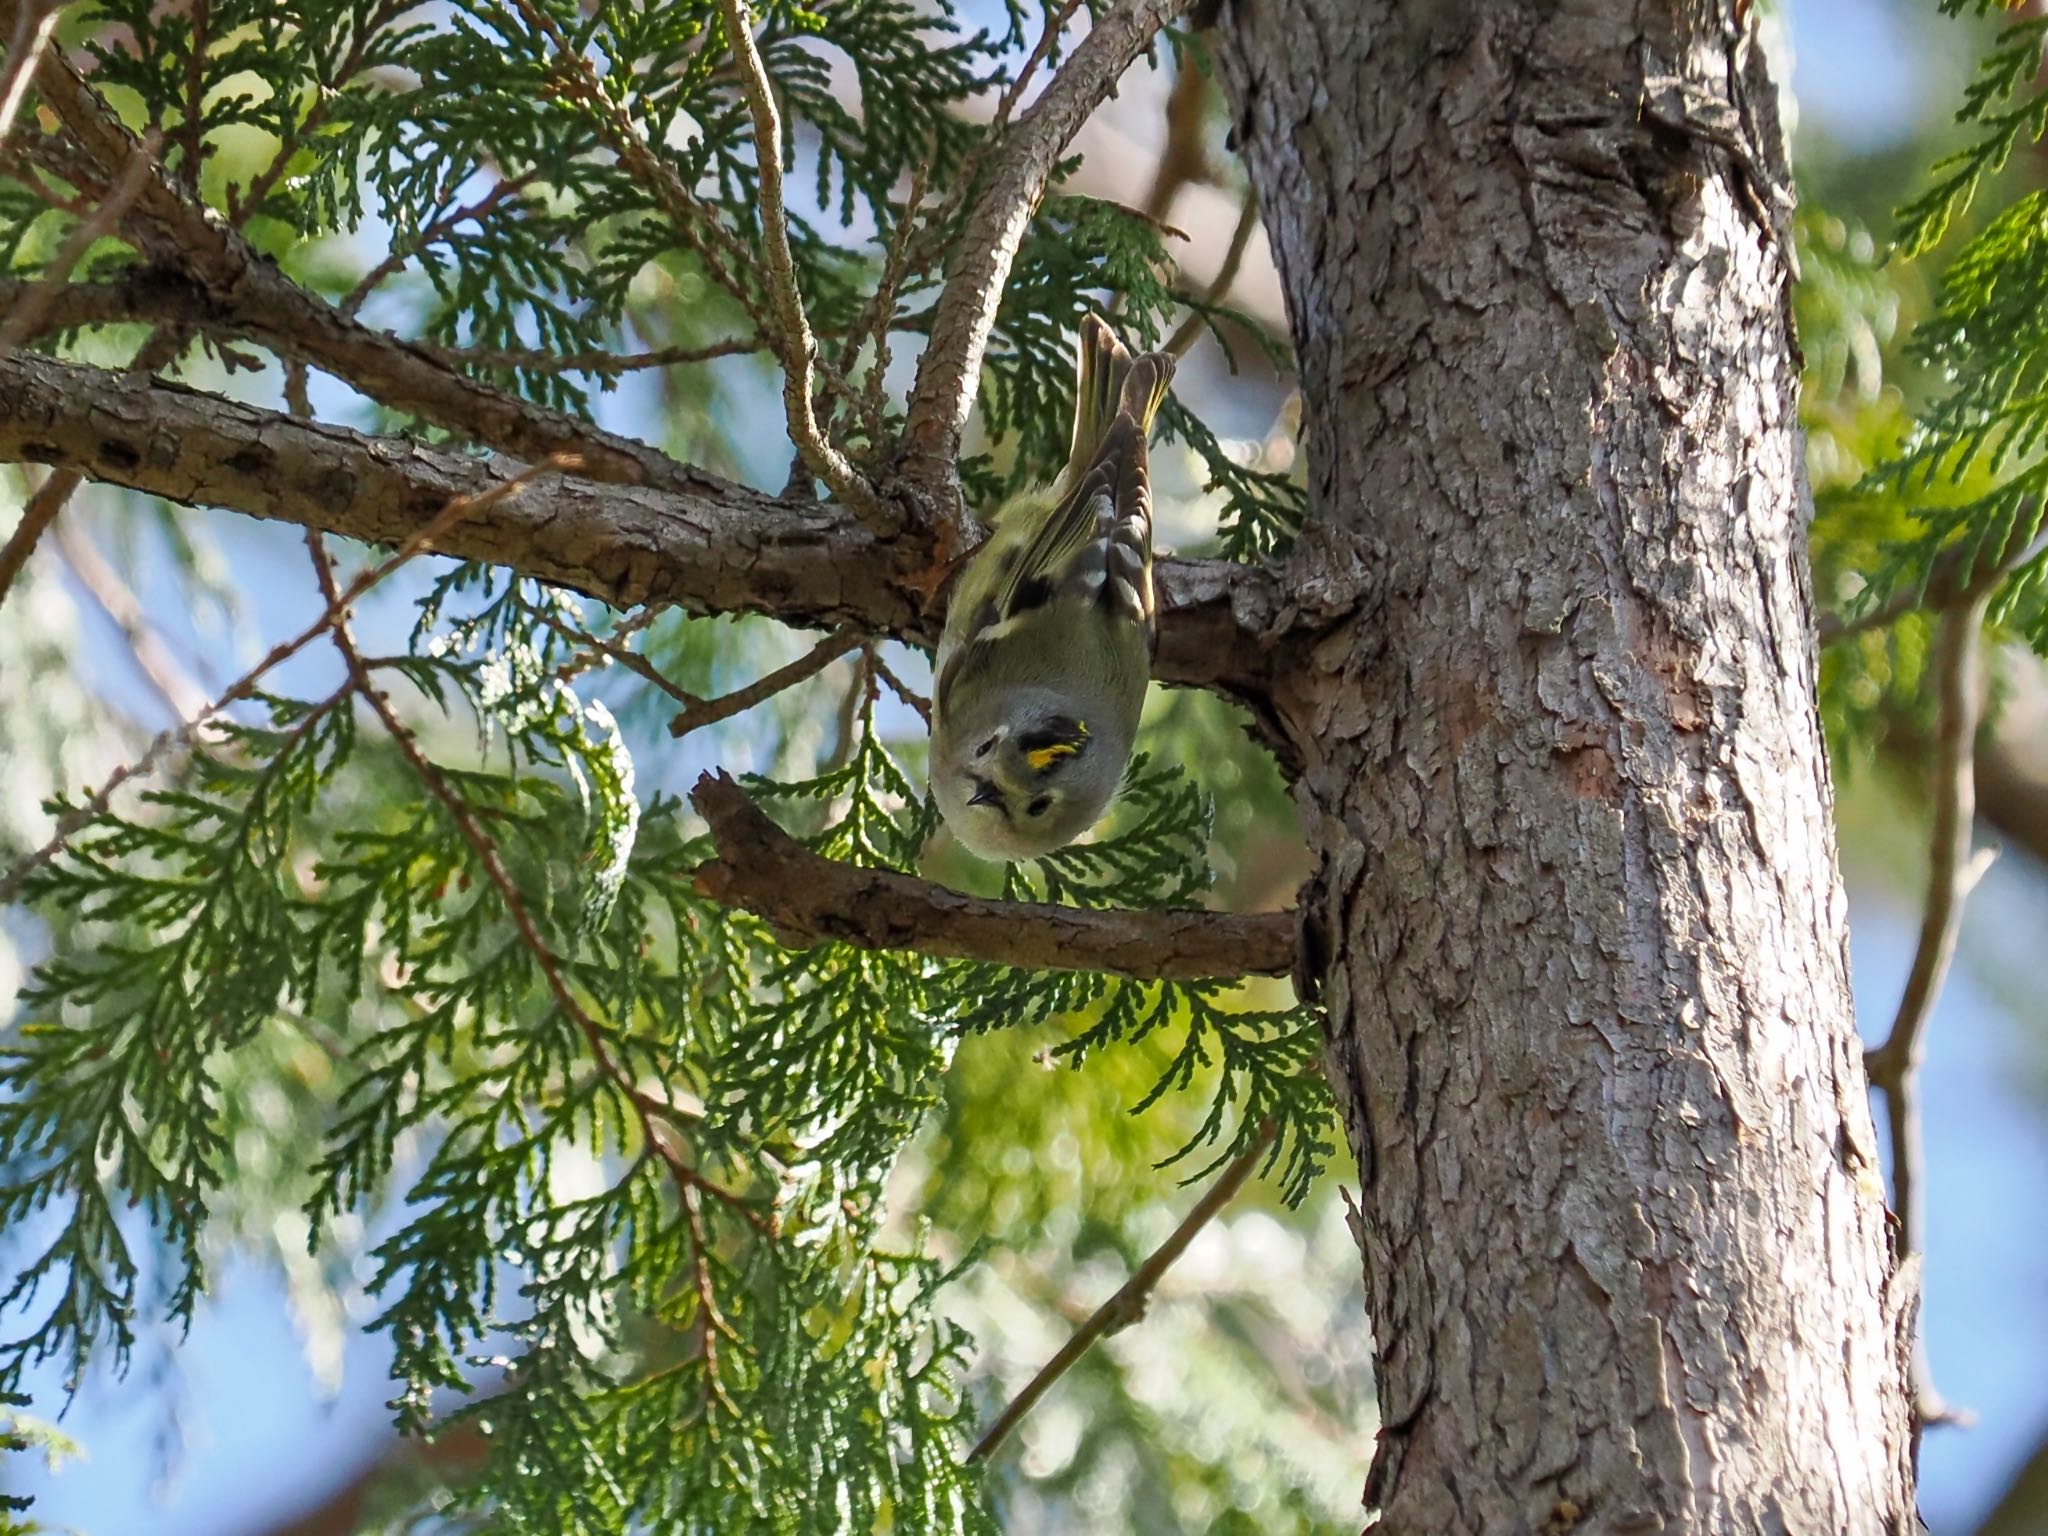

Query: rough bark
[1214,4,1916,1531]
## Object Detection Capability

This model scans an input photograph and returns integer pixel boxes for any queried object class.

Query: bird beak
[968,779,1004,809]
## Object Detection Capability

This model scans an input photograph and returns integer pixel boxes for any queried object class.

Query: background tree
[3,0,2048,1531]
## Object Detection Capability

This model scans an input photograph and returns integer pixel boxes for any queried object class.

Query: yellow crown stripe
[1026,741,1081,772]
[1024,720,1087,773]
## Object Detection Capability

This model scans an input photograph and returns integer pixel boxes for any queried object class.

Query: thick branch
[688,771,1295,980]
[900,0,1198,500]
[0,349,1276,698]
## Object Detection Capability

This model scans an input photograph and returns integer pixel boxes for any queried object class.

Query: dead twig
[968,1121,1278,1463]
[867,645,930,725]
[669,626,864,738]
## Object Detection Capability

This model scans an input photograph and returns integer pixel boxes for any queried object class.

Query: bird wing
[934,347,1170,710]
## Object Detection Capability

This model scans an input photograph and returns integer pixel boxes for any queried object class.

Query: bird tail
[1064,314,1174,485]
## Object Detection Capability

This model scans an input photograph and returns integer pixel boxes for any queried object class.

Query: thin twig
[0,469,75,611]
[440,335,765,376]
[1865,594,1990,1440]
[53,520,209,719]
[531,606,699,705]
[834,158,930,439]
[0,0,59,150]
[340,173,539,318]
[968,1121,1278,1463]
[1167,191,1259,360]
[710,0,879,519]
[867,646,930,725]
[0,127,164,351]
[0,457,575,906]
[176,0,210,189]
[669,626,863,738]
[546,600,667,689]
[990,0,1084,136]
[0,142,98,215]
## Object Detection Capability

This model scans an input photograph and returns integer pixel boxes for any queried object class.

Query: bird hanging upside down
[929,315,1175,861]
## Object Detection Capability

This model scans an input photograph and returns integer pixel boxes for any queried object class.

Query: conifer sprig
[1896,4,2048,259]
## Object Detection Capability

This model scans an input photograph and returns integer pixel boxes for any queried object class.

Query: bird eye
[974,736,998,759]
[1027,795,1052,817]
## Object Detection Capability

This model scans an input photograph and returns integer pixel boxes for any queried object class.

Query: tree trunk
[1215,4,1918,1529]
